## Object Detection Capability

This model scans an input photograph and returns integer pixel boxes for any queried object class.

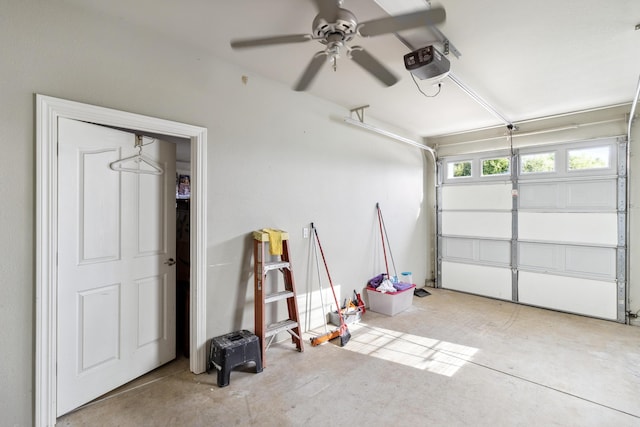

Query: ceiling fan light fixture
[327,39,343,71]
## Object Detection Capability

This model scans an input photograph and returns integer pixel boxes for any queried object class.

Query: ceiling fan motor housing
[312,7,358,44]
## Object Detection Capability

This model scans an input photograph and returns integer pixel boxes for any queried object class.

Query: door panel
[518,242,616,280]
[519,272,617,320]
[442,183,513,210]
[441,211,512,239]
[79,148,121,263]
[441,237,510,266]
[441,261,512,300]
[519,180,616,210]
[79,284,120,371]
[519,212,618,246]
[57,117,176,416]
[137,275,167,347]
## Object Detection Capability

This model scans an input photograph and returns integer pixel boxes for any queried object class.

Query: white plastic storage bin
[366,284,415,316]
[328,309,362,326]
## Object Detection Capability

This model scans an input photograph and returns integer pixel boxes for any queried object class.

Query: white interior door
[56,117,176,416]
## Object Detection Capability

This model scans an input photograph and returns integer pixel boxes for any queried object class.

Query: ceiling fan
[230,0,446,91]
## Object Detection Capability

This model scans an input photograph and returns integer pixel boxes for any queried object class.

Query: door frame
[35,94,208,426]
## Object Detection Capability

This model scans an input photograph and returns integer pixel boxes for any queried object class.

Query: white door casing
[56,118,176,416]
[36,95,208,426]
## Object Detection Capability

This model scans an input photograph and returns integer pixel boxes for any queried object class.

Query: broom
[309,223,351,347]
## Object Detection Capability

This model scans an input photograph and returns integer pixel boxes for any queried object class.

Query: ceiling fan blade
[358,6,446,37]
[350,48,398,87]
[230,34,311,49]
[294,52,328,91]
[311,0,340,20]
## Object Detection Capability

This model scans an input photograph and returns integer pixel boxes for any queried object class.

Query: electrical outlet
[303,227,309,239]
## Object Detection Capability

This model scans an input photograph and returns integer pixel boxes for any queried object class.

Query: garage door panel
[479,240,511,265]
[519,180,616,210]
[565,246,616,278]
[519,183,559,209]
[519,212,617,246]
[442,237,474,260]
[519,272,617,320]
[442,262,512,300]
[566,180,616,209]
[519,243,616,280]
[442,238,510,266]
[442,212,511,239]
[442,183,513,210]
[518,242,560,271]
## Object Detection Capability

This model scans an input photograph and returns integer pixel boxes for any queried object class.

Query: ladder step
[265,290,295,304]
[263,261,290,272]
[265,319,299,338]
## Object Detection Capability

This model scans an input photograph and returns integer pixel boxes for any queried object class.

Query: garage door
[437,137,626,322]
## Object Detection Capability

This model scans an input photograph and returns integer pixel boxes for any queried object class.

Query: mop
[309,223,351,347]
[311,224,329,335]
[376,202,397,281]
[377,203,430,297]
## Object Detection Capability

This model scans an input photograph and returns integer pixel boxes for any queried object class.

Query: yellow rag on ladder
[262,228,283,255]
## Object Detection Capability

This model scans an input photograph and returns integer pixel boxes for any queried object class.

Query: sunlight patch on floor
[343,322,478,376]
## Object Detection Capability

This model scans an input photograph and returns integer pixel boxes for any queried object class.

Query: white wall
[0,2,431,424]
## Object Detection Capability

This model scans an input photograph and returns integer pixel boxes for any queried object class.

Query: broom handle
[312,226,346,328]
[376,203,390,278]
[378,204,398,279]
[311,224,328,333]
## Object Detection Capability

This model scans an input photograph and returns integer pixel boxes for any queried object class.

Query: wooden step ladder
[253,230,304,366]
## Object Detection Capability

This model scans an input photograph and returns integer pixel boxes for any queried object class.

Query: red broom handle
[312,225,346,328]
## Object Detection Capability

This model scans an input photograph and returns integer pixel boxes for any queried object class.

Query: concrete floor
[58,288,640,426]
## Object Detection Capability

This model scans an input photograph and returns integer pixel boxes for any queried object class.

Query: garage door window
[481,157,510,176]
[448,160,472,178]
[568,146,610,171]
[521,152,555,174]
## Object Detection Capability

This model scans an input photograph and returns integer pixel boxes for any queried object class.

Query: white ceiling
[64,0,640,138]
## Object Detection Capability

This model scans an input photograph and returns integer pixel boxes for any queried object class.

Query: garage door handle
[165,258,176,266]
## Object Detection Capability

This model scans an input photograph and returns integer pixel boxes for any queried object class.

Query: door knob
[165,258,176,266]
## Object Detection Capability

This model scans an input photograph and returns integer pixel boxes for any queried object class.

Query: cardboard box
[366,284,415,316]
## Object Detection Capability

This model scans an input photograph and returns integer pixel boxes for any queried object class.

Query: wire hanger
[109,135,164,175]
